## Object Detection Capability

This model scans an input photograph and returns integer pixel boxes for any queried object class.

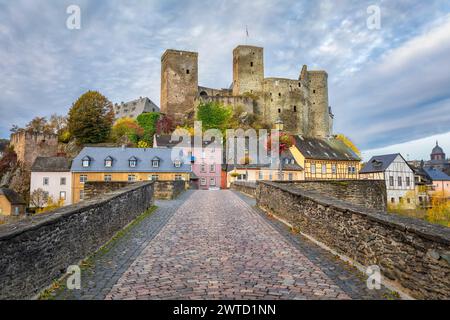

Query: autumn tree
[335,134,361,157]
[111,117,144,145]
[68,91,114,144]
[156,114,175,135]
[30,188,48,209]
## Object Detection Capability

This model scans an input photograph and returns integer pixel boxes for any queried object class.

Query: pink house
[154,135,222,190]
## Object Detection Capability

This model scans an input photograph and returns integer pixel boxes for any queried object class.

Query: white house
[360,153,416,209]
[30,157,72,207]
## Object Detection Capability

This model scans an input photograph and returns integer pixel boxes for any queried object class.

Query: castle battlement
[160,45,333,137]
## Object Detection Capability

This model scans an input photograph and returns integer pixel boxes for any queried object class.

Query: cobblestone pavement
[104,190,388,300]
[52,191,193,300]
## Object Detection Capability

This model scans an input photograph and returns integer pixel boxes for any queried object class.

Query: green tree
[68,91,114,144]
[196,101,232,132]
[137,112,160,144]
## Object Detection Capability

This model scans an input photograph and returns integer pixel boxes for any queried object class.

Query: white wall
[384,155,415,208]
[30,172,72,207]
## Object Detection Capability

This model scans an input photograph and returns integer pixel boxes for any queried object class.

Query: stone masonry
[256,181,450,299]
[0,182,154,299]
[9,132,58,169]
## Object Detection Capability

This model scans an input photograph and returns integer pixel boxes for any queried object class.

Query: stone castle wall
[232,46,264,96]
[10,132,58,169]
[308,71,330,138]
[0,182,154,299]
[161,50,199,124]
[196,95,256,115]
[256,181,450,299]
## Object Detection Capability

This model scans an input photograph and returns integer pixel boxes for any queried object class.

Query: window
[269,173,273,180]
[82,157,91,168]
[313,90,316,93]
[60,191,66,200]
[201,164,206,173]
[407,198,411,204]
[322,164,327,174]
[389,176,394,187]
[175,175,183,181]
[174,160,182,168]
[200,178,207,186]
[238,174,247,181]
[152,159,160,168]
[151,175,159,181]
[104,175,112,182]
[186,69,190,74]
[43,177,49,186]
[398,176,402,186]
[105,157,113,167]
[60,177,66,185]
[332,164,337,174]
[129,157,137,168]
[250,62,253,67]
[258,171,263,180]
[79,190,85,201]
[14,207,20,216]
[406,177,410,187]
[278,109,281,113]
[293,106,297,112]
[210,164,216,173]
[128,175,136,182]
[210,178,216,186]
[311,164,316,174]
[399,197,403,204]
[288,173,293,181]
[278,93,281,97]
[391,197,395,203]
[80,175,88,183]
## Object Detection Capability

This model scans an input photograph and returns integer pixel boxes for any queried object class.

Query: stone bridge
[1,181,449,300]
[50,190,389,300]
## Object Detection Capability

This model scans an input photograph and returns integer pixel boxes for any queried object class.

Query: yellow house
[0,188,26,216]
[226,150,304,187]
[71,147,191,204]
[289,135,361,180]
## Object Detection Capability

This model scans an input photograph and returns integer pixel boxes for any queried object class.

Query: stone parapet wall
[287,180,387,211]
[84,181,135,200]
[154,180,185,200]
[256,181,450,299]
[0,182,154,300]
[231,181,257,198]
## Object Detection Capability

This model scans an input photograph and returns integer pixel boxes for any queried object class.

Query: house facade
[424,168,450,198]
[360,154,416,209]
[226,150,304,187]
[30,157,73,207]
[154,135,222,190]
[0,188,26,216]
[113,97,160,120]
[71,147,191,203]
[290,135,361,180]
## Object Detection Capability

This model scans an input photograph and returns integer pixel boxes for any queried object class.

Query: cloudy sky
[0,0,449,160]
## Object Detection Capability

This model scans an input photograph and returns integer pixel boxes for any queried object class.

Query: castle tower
[9,132,58,169]
[161,49,198,125]
[307,71,331,137]
[232,45,264,96]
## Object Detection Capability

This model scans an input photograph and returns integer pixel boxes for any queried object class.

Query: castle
[161,45,334,137]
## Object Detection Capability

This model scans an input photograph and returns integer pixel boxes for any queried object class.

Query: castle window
[186,69,190,74]
[250,62,254,67]
[278,109,281,113]
[293,106,297,112]
[278,93,281,97]
[313,90,316,93]
[299,83,301,87]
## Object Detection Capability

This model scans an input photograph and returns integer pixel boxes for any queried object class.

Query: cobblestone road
[101,190,388,300]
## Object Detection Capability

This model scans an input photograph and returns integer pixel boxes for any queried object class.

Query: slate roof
[0,188,26,205]
[154,135,219,148]
[293,135,361,161]
[71,147,192,173]
[424,168,450,181]
[31,157,72,172]
[227,150,303,172]
[360,154,400,173]
[114,97,160,119]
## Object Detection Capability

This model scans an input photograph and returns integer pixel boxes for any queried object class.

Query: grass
[37,205,157,300]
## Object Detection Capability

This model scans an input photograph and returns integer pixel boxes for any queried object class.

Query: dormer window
[82,156,91,168]
[104,156,113,168]
[129,156,137,168]
[174,160,182,168]
[152,157,160,168]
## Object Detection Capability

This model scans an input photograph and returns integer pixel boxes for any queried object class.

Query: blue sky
[0,0,449,160]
